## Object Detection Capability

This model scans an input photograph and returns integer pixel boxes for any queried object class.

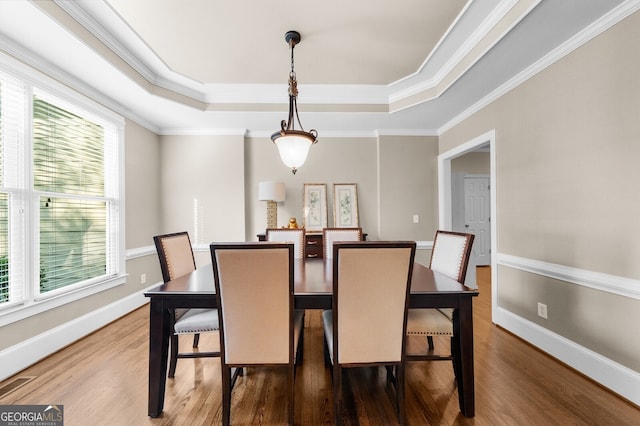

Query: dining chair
[210,242,304,426]
[153,232,220,378]
[322,227,362,258]
[406,230,474,364]
[265,228,305,258]
[323,240,416,425]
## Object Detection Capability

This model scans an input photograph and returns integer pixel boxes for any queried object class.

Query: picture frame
[333,183,359,228]
[303,183,328,232]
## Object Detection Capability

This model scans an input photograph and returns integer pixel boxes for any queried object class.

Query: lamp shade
[258,181,286,202]
[273,133,314,170]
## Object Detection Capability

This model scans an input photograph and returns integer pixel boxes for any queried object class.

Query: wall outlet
[413,214,419,224]
[537,302,548,319]
[140,273,147,284]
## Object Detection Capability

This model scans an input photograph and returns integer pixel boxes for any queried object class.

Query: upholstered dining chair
[210,242,304,426]
[266,228,305,258]
[406,230,474,363]
[153,232,220,378]
[323,241,416,426]
[322,227,362,258]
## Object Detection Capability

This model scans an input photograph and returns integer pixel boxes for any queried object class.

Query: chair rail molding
[126,245,156,260]
[497,253,640,300]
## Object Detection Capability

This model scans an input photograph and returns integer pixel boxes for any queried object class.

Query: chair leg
[323,337,331,367]
[168,334,179,378]
[396,363,406,425]
[333,364,342,426]
[427,335,435,350]
[193,333,200,348]
[230,367,242,390]
[385,365,397,387]
[296,326,304,366]
[221,365,232,426]
[288,363,295,424]
[451,336,462,384]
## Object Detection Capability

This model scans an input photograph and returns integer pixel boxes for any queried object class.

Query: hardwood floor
[1,266,638,425]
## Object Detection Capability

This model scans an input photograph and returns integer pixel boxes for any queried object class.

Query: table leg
[148,300,170,417]
[454,297,475,417]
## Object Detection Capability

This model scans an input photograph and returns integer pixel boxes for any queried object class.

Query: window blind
[0,70,26,307]
[33,94,112,295]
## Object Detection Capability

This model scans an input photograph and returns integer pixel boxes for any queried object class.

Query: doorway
[438,130,497,319]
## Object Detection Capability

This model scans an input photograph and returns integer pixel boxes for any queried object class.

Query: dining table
[144,257,479,418]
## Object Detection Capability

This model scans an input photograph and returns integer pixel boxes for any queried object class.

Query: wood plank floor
[1,266,638,425]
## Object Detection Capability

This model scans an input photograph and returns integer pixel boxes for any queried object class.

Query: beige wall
[451,151,489,174]
[245,135,439,242]
[379,135,439,240]
[245,136,378,239]
[126,120,162,248]
[441,11,640,371]
[159,134,246,244]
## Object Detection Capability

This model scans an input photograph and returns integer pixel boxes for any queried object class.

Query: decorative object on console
[333,183,359,227]
[270,30,318,175]
[258,181,286,229]
[303,183,327,232]
[287,217,299,229]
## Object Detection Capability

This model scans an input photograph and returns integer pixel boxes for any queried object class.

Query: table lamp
[258,181,286,229]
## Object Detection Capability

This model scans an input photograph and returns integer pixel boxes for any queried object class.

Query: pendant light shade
[271,31,317,175]
[272,131,316,170]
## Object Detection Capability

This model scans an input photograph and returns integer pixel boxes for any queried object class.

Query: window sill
[0,274,127,327]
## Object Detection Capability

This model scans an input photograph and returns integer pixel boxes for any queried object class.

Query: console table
[257,232,366,259]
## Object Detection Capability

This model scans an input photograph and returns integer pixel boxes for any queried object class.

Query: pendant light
[270,31,318,175]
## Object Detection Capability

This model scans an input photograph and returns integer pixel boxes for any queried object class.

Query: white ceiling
[0,0,632,135]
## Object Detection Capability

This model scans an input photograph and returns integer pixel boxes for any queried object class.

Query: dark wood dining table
[144,258,478,418]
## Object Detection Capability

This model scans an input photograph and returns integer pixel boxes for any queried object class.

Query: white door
[464,176,491,266]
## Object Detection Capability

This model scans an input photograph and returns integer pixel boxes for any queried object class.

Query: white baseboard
[0,286,155,382]
[494,306,640,407]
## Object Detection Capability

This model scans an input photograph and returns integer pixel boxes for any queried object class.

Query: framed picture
[333,183,359,228]
[303,183,328,232]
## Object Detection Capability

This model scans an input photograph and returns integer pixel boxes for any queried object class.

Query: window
[0,59,124,322]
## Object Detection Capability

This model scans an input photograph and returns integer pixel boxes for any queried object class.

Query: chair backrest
[332,241,416,364]
[154,231,196,283]
[210,242,294,365]
[266,228,305,258]
[323,227,362,259]
[429,230,475,284]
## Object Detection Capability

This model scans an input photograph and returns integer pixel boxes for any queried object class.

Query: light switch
[413,214,419,223]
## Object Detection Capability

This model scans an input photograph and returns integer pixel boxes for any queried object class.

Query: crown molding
[247,129,379,139]
[390,0,541,112]
[391,0,522,94]
[439,0,640,135]
[54,0,208,103]
[53,0,522,112]
[376,129,439,137]
[158,128,249,137]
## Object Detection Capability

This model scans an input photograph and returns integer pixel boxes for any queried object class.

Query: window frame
[0,52,126,327]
